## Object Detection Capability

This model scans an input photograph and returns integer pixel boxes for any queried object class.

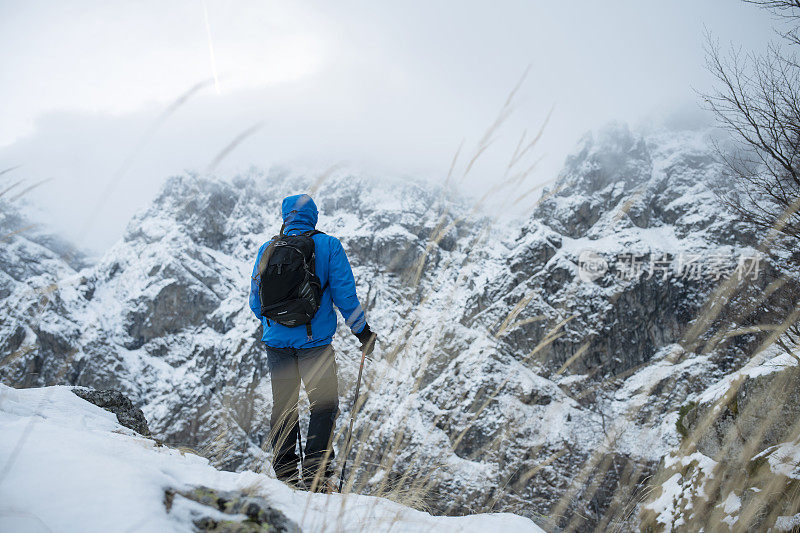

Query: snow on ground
[0,385,543,533]
[696,341,799,406]
[755,435,800,480]
[644,451,718,532]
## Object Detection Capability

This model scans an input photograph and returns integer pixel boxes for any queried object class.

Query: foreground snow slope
[0,384,542,533]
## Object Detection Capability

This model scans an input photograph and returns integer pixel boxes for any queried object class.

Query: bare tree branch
[702,13,800,255]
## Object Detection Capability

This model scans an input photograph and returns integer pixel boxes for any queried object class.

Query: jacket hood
[281,194,318,230]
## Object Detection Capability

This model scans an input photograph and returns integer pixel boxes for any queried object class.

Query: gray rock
[166,486,301,533]
[72,387,151,436]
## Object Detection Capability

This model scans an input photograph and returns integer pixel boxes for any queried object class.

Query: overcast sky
[0,1,778,253]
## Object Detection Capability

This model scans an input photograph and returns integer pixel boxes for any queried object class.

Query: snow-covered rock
[641,339,800,532]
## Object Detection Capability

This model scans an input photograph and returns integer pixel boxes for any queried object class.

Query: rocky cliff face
[0,198,87,388]
[1,124,796,530]
[473,124,771,378]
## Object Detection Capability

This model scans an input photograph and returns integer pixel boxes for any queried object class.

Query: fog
[0,0,776,253]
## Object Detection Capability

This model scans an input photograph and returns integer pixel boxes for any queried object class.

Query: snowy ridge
[0,384,542,532]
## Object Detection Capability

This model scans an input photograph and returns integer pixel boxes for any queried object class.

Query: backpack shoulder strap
[255,234,283,278]
[301,230,329,291]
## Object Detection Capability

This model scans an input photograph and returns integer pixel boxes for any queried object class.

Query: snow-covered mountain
[1,123,797,531]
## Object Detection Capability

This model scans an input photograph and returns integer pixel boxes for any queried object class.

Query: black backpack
[257,229,324,339]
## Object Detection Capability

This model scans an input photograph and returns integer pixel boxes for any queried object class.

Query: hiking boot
[277,472,304,490]
[306,477,336,493]
[287,479,306,490]
[302,466,335,493]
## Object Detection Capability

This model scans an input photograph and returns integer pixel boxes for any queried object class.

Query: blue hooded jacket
[249,194,367,348]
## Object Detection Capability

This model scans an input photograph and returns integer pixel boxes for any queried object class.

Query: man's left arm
[327,237,376,353]
[327,238,367,334]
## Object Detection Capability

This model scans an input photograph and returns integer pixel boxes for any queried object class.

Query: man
[249,193,376,491]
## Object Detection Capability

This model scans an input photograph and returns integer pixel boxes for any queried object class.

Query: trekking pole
[338,343,370,493]
[297,423,303,468]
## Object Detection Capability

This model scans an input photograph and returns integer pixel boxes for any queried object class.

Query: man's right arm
[249,242,268,320]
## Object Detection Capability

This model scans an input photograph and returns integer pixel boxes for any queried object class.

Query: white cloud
[0,0,776,251]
